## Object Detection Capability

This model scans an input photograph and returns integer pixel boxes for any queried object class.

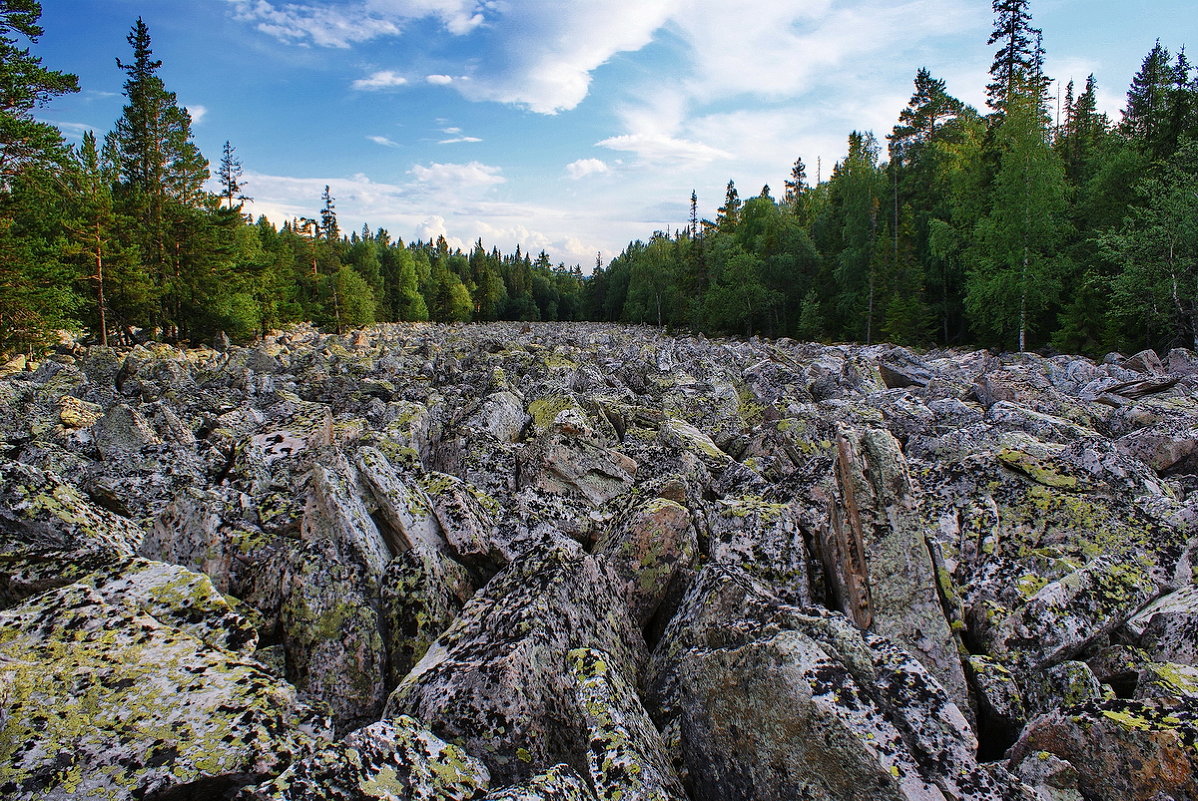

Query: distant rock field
[3,322,1198,801]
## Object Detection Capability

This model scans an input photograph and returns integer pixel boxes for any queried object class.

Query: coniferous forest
[1,0,1196,357]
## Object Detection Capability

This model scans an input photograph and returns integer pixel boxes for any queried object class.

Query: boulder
[0,582,331,801]
[1009,697,1198,801]
[385,538,646,785]
[237,716,491,801]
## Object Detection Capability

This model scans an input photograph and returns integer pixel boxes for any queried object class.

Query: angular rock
[569,648,685,801]
[648,565,1026,801]
[237,716,491,801]
[385,538,646,785]
[0,460,142,606]
[0,582,331,801]
[595,497,696,626]
[1009,697,1198,801]
[482,766,596,801]
[817,426,968,709]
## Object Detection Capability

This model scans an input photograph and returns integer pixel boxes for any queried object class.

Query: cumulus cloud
[186,105,208,124]
[410,161,505,195]
[565,158,610,179]
[426,74,454,85]
[353,70,408,90]
[439,136,482,144]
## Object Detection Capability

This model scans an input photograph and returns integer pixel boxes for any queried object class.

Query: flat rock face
[1,322,1196,800]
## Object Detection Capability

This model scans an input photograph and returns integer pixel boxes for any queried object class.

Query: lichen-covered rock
[237,715,491,800]
[0,582,331,801]
[595,497,696,626]
[569,648,685,801]
[76,556,259,655]
[6,323,1198,799]
[519,417,638,507]
[463,390,530,444]
[1130,586,1198,665]
[648,564,1027,801]
[817,426,968,709]
[1008,697,1198,801]
[0,460,142,606]
[386,538,646,785]
[1010,752,1083,801]
[139,486,243,594]
[966,655,1027,754]
[979,555,1157,671]
[707,494,809,608]
[381,546,475,687]
[482,766,596,801]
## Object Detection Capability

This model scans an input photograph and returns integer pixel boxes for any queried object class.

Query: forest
[1,0,1196,357]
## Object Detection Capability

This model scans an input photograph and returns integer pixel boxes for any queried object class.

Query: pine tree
[986,0,1045,113]
[890,69,965,159]
[0,1,80,354]
[783,158,809,222]
[0,0,78,186]
[111,17,210,333]
[63,131,118,345]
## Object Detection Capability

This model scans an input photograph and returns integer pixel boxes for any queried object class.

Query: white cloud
[48,121,97,140]
[353,70,408,90]
[229,0,485,47]
[439,136,482,144]
[565,158,610,179]
[426,74,454,85]
[367,135,400,147]
[186,105,208,124]
[450,1,679,113]
[596,133,730,168]
[410,161,505,195]
[228,0,402,48]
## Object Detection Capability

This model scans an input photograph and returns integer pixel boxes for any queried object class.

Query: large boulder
[385,538,646,785]
[0,581,331,801]
[237,716,491,801]
[1009,697,1198,801]
[647,565,1027,801]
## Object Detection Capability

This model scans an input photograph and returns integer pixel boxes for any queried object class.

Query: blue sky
[32,0,1193,269]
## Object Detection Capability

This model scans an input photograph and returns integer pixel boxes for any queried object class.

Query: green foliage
[3,4,1198,361]
[0,0,78,186]
[1102,138,1198,349]
[965,86,1068,350]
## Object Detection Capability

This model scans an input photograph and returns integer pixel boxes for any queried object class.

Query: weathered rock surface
[2,322,1196,799]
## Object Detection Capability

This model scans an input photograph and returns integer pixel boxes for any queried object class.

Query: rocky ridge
[2,321,1198,801]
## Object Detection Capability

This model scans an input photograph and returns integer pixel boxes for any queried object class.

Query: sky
[30,0,1195,270]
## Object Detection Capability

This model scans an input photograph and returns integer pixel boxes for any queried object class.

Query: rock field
[2,321,1198,800]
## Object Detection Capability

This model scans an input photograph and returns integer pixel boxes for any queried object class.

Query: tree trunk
[94,225,107,348]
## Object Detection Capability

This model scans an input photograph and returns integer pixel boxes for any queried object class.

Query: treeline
[0,7,587,355]
[588,4,1198,355]
[3,1,1197,357]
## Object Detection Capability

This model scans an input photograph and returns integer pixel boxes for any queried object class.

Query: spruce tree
[716,180,741,233]
[1122,41,1173,150]
[217,141,249,210]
